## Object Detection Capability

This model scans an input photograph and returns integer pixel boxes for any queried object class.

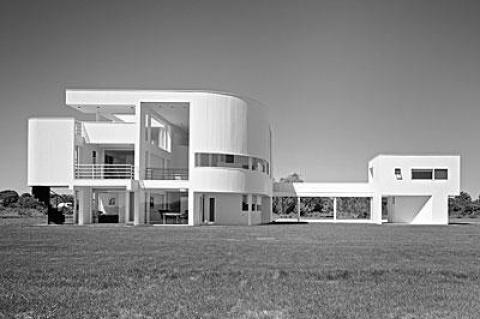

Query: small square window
[434,169,448,180]
[226,155,234,163]
[394,168,402,180]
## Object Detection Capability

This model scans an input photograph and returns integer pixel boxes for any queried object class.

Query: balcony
[75,164,135,179]
[145,168,188,180]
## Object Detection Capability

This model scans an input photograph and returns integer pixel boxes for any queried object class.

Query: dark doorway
[209,197,215,223]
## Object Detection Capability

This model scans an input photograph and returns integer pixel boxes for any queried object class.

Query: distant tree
[279,173,304,183]
[0,190,19,207]
[458,191,472,203]
[448,191,480,217]
[17,193,45,210]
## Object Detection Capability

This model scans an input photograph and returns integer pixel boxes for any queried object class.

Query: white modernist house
[27,89,460,225]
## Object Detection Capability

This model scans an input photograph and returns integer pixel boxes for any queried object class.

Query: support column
[145,190,150,224]
[134,102,147,181]
[78,187,92,225]
[247,194,252,226]
[297,197,301,222]
[371,194,382,224]
[333,197,337,221]
[118,192,126,223]
[124,191,130,223]
[188,190,195,226]
[73,190,78,224]
[134,190,145,225]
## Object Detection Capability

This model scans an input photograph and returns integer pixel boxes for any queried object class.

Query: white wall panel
[28,118,74,186]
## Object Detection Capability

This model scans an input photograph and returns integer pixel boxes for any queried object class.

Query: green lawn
[1,220,479,318]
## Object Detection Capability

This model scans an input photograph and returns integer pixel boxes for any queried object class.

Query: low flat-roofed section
[274,182,374,197]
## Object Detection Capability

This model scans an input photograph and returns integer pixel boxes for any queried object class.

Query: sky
[1,0,480,195]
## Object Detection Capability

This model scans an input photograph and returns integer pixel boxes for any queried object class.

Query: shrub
[0,190,19,207]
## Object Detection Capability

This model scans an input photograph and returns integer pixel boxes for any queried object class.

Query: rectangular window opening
[434,169,448,180]
[411,169,433,180]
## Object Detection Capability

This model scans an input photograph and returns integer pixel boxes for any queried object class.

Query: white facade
[28,90,272,226]
[28,90,460,226]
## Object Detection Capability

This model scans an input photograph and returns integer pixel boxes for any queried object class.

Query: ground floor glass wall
[147,190,189,224]
[273,196,372,221]
[272,197,298,219]
[300,197,334,220]
[336,197,371,219]
[92,190,128,223]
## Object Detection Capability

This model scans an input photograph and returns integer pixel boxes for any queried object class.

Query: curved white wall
[189,93,272,196]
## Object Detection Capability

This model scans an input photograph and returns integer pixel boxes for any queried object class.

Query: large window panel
[194,153,266,173]
[336,197,371,219]
[300,197,333,219]
[272,197,298,219]
[411,169,433,180]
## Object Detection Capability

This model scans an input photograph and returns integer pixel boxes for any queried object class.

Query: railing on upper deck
[144,168,189,180]
[75,164,135,179]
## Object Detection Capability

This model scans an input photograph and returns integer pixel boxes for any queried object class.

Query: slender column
[145,190,151,224]
[134,103,147,180]
[73,189,78,224]
[188,190,195,225]
[371,194,382,224]
[333,197,337,222]
[134,190,145,225]
[78,187,92,225]
[247,194,252,226]
[297,197,301,222]
[124,191,131,223]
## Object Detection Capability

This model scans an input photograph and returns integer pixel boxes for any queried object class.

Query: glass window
[394,168,402,180]
[256,195,262,211]
[194,153,267,173]
[195,153,210,166]
[434,169,448,180]
[252,158,263,172]
[240,156,249,169]
[336,197,371,219]
[242,195,248,211]
[411,169,433,180]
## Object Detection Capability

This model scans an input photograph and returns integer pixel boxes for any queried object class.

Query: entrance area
[198,194,216,224]
[382,195,432,223]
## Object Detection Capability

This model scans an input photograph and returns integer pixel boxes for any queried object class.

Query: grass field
[1,219,479,318]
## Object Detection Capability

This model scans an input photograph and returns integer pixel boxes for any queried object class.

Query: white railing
[145,168,189,180]
[74,164,135,179]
